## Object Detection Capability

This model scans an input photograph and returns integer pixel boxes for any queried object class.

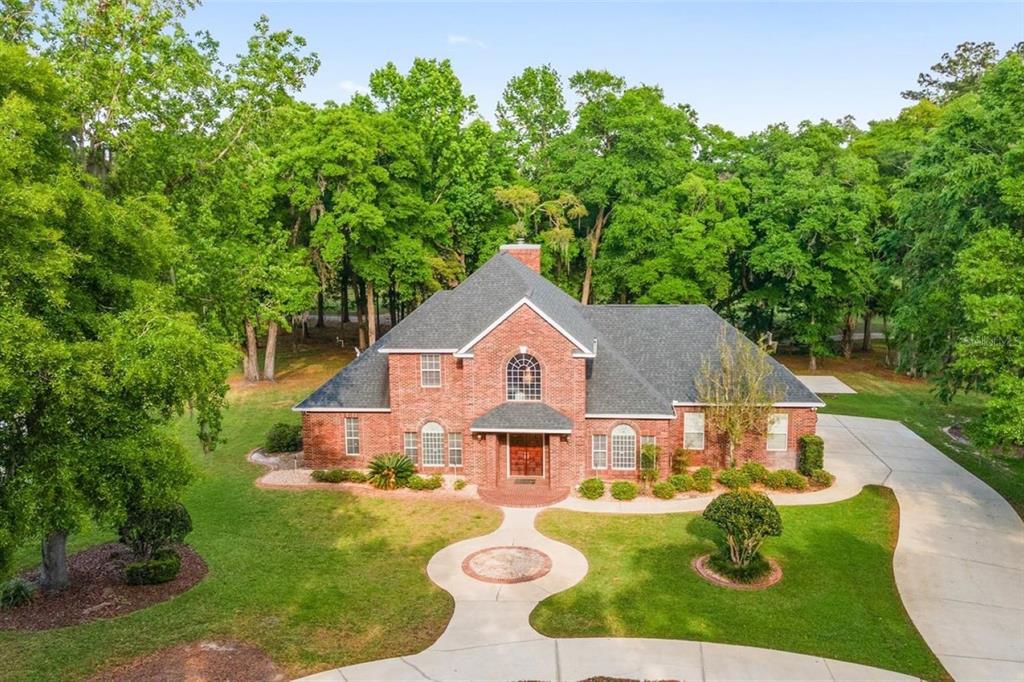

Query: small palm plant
[367,453,415,490]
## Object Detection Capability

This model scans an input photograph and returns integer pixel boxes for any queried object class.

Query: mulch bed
[692,553,783,591]
[0,543,207,631]
[88,639,283,682]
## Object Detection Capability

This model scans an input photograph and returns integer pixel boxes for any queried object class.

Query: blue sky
[185,2,1023,133]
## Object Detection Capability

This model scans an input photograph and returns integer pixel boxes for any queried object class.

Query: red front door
[509,434,544,477]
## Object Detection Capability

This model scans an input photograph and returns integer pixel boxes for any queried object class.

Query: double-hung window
[403,432,418,463]
[448,433,463,467]
[420,354,441,387]
[344,417,360,456]
[591,434,608,469]
[640,435,657,447]
[683,412,705,450]
[611,424,637,470]
[767,413,789,451]
[421,422,444,466]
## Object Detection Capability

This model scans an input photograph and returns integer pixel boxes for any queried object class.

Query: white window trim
[767,413,789,452]
[683,412,706,451]
[506,353,542,402]
[420,353,442,388]
[591,434,608,470]
[344,417,360,456]
[610,424,637,470]
[448,433,463,467]
[403,432,418,462]
[421,422,445,466]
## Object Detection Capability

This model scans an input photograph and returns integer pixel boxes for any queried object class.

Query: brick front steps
[478,486,570,507]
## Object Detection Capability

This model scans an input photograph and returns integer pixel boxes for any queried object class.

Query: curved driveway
[299,413,1023,681]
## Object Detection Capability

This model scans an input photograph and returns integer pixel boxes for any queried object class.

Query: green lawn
[779,351,1024,518]
[2,343,501,681]
[532,486,948,681]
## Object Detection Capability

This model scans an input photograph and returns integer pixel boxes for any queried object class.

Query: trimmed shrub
[764,470,788,489]
[692,466,714,493]
[740,461,769,484]
[312,469,344,483]
[652,481,676,500]
[667,473,693,492]
[781,469,808,490]
[453,479,468,491]
[344,470,368,484]
[797,434,825,475]
[702,490,782,570]
[408,474,443,491]
[367,454,415,489]
[717,468,751,490]
[610,480,638,501]
[266,422,302,453]
[578,478,606,500]
[0,578,36,608]
[671,448,690,474]
[118,503,192,560]
[124,548,181,586]
[810,468,835,488]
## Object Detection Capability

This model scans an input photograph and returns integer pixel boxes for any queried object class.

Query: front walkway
[299,414,1024,681]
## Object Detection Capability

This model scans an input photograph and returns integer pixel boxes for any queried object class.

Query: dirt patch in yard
[88,639,283,682]
[0,543,207,631]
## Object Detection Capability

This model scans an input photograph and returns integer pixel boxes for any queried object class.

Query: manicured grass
[2,342,501,681]
[531,487,948,681]
[779,350,1024,518]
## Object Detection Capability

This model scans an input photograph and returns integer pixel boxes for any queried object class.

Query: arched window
[421,422,444,466]
[611,424,637,470]
[506,353,541,401]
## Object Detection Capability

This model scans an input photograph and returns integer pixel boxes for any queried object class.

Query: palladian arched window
[421,422,444,466]
[611,424,637,470]
[506,353,541,401]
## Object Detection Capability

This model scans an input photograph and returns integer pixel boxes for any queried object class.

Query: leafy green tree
[901,40,1020,103]
[497,64,569,177]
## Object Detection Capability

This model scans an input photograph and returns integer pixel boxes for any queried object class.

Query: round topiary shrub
[367,453,415,489]
[702,490,782,580]
[266,422,303,453]
[124,548,182,586]
[740,461,769,484]
[578,478,606,500]
[692,466,714,493]
[810,468,835,488]
[610,480,638,501]
[717,468,751,490]
[667,473,693,492]
[652,481,676,500]
[0,578,36,608]
[797,434,825,475]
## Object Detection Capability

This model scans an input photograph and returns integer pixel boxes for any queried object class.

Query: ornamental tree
[702,491,783,568]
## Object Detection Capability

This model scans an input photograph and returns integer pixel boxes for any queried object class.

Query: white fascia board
[292,406,391,413]
[456,298,593,356]
[378,348,458,354]
[670,401,825,408]
[469,427,572,434]
[585,413,677,420]
[572,351,597,358]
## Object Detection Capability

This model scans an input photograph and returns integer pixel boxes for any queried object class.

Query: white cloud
[447,34,486,49]
[339,80,368,95]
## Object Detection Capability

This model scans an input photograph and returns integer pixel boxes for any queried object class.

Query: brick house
[296,243,823,503]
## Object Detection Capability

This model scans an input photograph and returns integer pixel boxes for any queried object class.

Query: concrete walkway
[299,414,1024,681]
[796,374,857,394]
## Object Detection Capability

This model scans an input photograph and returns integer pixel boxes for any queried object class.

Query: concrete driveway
[818,414,1024,681]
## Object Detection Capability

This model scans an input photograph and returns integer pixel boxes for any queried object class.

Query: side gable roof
[293,336,390,411]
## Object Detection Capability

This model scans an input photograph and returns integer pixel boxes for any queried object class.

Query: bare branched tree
[696,325,783,467]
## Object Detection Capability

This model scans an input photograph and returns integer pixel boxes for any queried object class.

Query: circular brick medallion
[461,546,552,584]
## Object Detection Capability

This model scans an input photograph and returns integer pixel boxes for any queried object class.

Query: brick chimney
[499,240,541,273]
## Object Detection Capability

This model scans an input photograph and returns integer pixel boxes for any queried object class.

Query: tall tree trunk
[316,291,325,328]
[243,319,260,382]
[341,257,351,323]
[882,315,893,366]
[841,314,854,359]
[41,530,69,592]
[356,280,367,349]
[861,311,873,351]
[263,321,279,381]
[389,281,398,328]
[580,206,608,305]
[366,280,377,346]
[809,349,817,371]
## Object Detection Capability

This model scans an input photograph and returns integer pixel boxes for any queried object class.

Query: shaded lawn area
[778,350,1024,518]
[2,342,501,681]
[531,486,948,681]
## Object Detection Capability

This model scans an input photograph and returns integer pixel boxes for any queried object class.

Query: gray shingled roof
[470,402,572,433]
[295,250,823,413]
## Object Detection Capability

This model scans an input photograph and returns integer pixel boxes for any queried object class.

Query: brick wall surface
[300,302,818,485]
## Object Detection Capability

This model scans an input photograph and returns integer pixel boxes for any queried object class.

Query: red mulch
[88,639,283,682]
[692,553,783,591]
[0,543,207,631]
